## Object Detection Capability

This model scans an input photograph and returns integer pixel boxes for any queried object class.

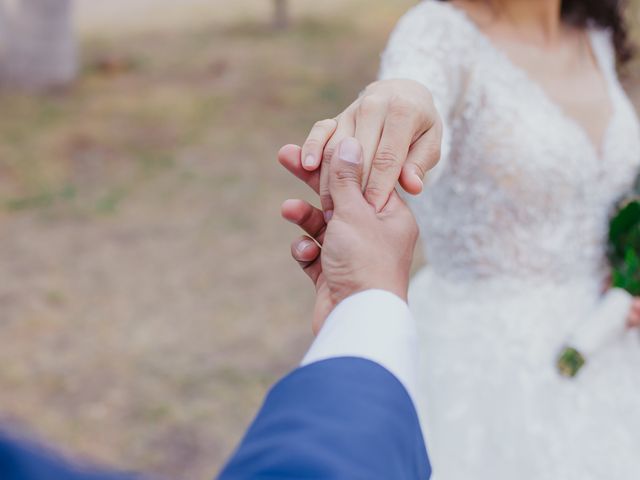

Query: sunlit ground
[0,1,413,478]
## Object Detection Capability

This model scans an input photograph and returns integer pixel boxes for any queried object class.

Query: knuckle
[335,168,360,185]
[319,177,331,194]
[412,160,427,179]
[362,81,379,94]
[365,182,384,199]
[357,94,386,115]
[374,145,401,171]
[314,118,336,132]
[323,146,336,164]
[320,184,332,202]
[388,96,414,117]
[304,138,320,151]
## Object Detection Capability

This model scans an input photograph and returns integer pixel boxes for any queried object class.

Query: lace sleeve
[378,1,473,184]
[378,1,470,124]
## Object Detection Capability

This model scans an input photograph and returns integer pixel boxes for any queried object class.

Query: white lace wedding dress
[379,2,640,479]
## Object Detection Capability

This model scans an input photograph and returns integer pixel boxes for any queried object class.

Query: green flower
[608,197,640,296]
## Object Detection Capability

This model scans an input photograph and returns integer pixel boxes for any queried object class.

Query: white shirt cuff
[301,289,418,403]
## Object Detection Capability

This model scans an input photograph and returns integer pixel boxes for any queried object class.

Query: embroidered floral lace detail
[379,1,640,287]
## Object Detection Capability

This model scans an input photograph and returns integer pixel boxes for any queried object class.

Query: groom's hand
[279,138,418,334]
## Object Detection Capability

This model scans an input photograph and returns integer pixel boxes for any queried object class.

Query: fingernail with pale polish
[296,239,314,255]
[338,138,361,164]
[324,210,333,222]
[303,155,315,168]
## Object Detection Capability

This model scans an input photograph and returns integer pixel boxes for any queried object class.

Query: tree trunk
[0,1,9,71]
[0,0,77,91]
[0,1,6,37]
[273,0,289,30]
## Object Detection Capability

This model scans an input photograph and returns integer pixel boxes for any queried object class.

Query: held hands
[279,138,419,335]
[301,79,442,214]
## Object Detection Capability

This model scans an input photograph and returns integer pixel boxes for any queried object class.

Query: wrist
[336,288,410,310]
[366,270,410,302]
[338,278,409,305]
[368,281,408,303]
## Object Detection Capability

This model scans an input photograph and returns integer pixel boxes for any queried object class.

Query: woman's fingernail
[414,174,424,191]
[296,239,314,255]
[324,210,333,222]
[338,138,361,164]
[303,155,315,168]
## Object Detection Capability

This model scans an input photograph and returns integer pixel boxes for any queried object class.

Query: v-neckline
[441,2,617,161]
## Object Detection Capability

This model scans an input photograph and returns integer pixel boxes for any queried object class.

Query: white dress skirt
[378,2,640,478]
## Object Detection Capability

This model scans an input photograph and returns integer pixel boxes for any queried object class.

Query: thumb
[328,137,366,214]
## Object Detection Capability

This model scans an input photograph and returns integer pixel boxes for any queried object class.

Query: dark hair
[563,0,632,63]
[439,0,633,63]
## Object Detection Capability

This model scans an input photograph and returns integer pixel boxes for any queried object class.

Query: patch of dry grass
[0,2,413,478]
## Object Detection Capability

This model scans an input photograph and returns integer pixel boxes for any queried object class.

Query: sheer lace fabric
[379,2,640,478]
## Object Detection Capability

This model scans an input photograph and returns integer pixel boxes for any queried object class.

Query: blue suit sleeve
[0,430,142,480]
[218,357,431,480]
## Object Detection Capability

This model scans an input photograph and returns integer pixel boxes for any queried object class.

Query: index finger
[301,119,338,171]
[278,144,320,194]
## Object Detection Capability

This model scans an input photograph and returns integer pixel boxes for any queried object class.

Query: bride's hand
[627,298,640,328]
[279,140,418,334]
[601,275,640,328]
[300,79,442,214]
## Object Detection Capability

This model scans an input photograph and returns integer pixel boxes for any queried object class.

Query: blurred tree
[0,1,8,58]
[0,0,77,91]
[273,0,289,30]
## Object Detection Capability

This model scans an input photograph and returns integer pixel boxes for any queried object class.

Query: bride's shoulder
[394,1,477,40]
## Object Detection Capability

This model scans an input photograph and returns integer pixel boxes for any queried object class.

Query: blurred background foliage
[0,1,412,478]
[0,1,639,479]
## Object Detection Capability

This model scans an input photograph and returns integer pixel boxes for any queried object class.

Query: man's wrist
[303,289,418,401]
[339,280,408,306]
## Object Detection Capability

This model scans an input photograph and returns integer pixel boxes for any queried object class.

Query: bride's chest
[449,63,640,207]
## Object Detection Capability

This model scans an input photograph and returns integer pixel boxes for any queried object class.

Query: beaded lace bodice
[379,1,640,286]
